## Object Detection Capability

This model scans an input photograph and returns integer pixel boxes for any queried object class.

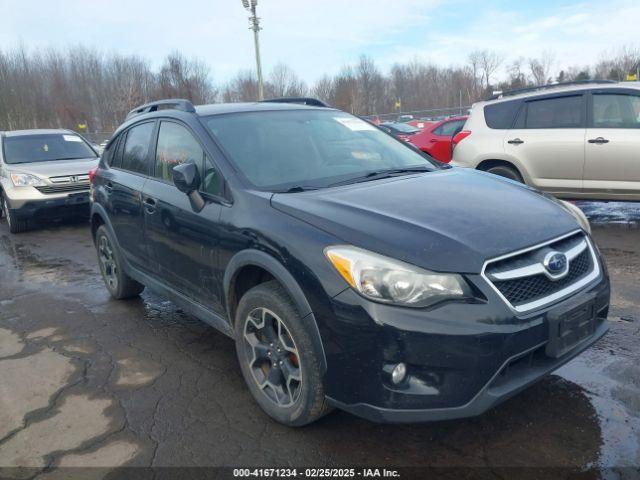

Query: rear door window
[120,122,155,175]
[592,93,640,128]
[434,119,466,136]
[483,101,520,129]
[525,95,583,129]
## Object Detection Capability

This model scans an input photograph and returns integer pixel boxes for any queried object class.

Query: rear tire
[485,164,524,183]
[235,280,332,426]
[2,196,28,234]
[95,225,144,299]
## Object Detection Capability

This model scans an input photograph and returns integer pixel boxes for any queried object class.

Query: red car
[408,116,468,163]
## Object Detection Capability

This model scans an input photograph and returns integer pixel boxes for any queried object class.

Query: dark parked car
[90,98,610,426]
[378,122,421,141]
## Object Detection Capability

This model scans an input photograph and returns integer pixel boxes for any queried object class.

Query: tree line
[0,44,638,137]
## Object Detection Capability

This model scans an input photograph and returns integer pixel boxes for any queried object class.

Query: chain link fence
[80,132,113,145]
[363,106,470,123]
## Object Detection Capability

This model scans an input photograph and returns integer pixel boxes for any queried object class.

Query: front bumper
[5,192,90,220]
[320,270,610,423]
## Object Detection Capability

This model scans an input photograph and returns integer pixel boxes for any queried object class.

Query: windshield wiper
[329,166,431,187]
[278,185,321,193]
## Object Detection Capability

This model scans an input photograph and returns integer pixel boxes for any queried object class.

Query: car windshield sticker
[334,117,376,132]
[63,135,82,142]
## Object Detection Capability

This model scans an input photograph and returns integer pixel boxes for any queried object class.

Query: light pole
[242,0,264,100]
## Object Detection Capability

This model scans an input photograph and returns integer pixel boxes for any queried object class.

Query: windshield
[3,133,97,164]
[203,110,438,190]
[385,123,419,133]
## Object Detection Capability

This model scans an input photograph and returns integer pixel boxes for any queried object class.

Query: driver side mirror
[172,163,205,213]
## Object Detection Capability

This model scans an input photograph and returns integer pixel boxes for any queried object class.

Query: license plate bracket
[545,293,597,358]
[66,192,89,205]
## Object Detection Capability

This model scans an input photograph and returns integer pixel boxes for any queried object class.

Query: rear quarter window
[120,122,155,175]
[483,101,521,129]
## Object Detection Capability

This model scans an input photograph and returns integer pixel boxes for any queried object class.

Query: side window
[155,122,204,183]
[593,94,640,128]
[121,122,155,174]
[483,100,520,129]
[525,96,583,129]
[434,120,465,136]
[154,121,224,197]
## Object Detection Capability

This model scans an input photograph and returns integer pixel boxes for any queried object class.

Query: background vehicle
[397,114,414,123]
[0,129,99,233]
[91,98,608,427]
[379,121,421,141]
[409,116,468,163]
[452,80,640,200]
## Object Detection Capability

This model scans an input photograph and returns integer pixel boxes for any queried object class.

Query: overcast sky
[2,0,639,84]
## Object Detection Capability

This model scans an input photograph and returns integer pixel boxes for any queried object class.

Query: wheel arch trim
[223,249,327,372]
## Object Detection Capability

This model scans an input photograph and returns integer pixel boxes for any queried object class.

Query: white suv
[452,81,640,201]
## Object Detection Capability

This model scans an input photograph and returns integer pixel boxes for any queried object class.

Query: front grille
[35,183,90,194]
[483,231,599,312]
[492,249,592,306]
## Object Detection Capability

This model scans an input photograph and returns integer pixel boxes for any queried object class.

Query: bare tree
[222,70,259,102]
[1,43,639,133]
[529,50,555,85]
[157,51,216,104]
[266,63,307,98]
[469,50,504,91]
[595,44,640,80]
[311,75,333,103]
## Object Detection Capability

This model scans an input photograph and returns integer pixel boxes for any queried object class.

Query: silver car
[452,81,640,201]
[0,129,99,233]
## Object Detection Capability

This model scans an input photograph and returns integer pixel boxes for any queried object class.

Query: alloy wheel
[98,235,118,291]
[243,307,302,407]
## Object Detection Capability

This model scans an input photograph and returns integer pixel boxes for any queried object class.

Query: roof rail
[261,97,329,107]
[126,99,196,120]
[487,80,618,100]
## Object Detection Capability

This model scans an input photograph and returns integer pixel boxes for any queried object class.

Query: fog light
[391,363,407,385]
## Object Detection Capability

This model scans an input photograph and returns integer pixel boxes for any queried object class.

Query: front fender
[223,249,327,372]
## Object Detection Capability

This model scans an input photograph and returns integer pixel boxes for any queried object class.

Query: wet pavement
[0,204,639,479]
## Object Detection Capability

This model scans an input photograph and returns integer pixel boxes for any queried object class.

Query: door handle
[588,137,609,144]
[507,138,524,145]
[105,181,113,192]
[143,197,156,214]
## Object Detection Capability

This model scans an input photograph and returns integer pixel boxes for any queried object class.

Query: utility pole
[242,0,264,100]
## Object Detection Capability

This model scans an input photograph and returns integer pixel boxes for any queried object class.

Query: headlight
[325,246,471,308]
[10,172,46,187]
[559,200,591,234]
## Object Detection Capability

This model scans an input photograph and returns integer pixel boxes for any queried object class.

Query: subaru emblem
[543,251,568,278]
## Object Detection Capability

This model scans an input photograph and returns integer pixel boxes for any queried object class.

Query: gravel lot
[0,204,638,479]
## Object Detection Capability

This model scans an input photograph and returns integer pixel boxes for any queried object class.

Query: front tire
[235,281,332,426]
[95,225,145,299]
[2,195,28,234]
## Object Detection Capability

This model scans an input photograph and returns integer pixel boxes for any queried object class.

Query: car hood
[7,157,99,179]
[271,168,580,273]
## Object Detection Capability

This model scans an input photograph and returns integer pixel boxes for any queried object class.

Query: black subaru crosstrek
[90,98,609,426]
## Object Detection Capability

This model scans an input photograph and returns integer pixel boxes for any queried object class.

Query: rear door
[584,90,640,199]
[504,94,586,196]
[102,121,155,270]
[142,120,226,313]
